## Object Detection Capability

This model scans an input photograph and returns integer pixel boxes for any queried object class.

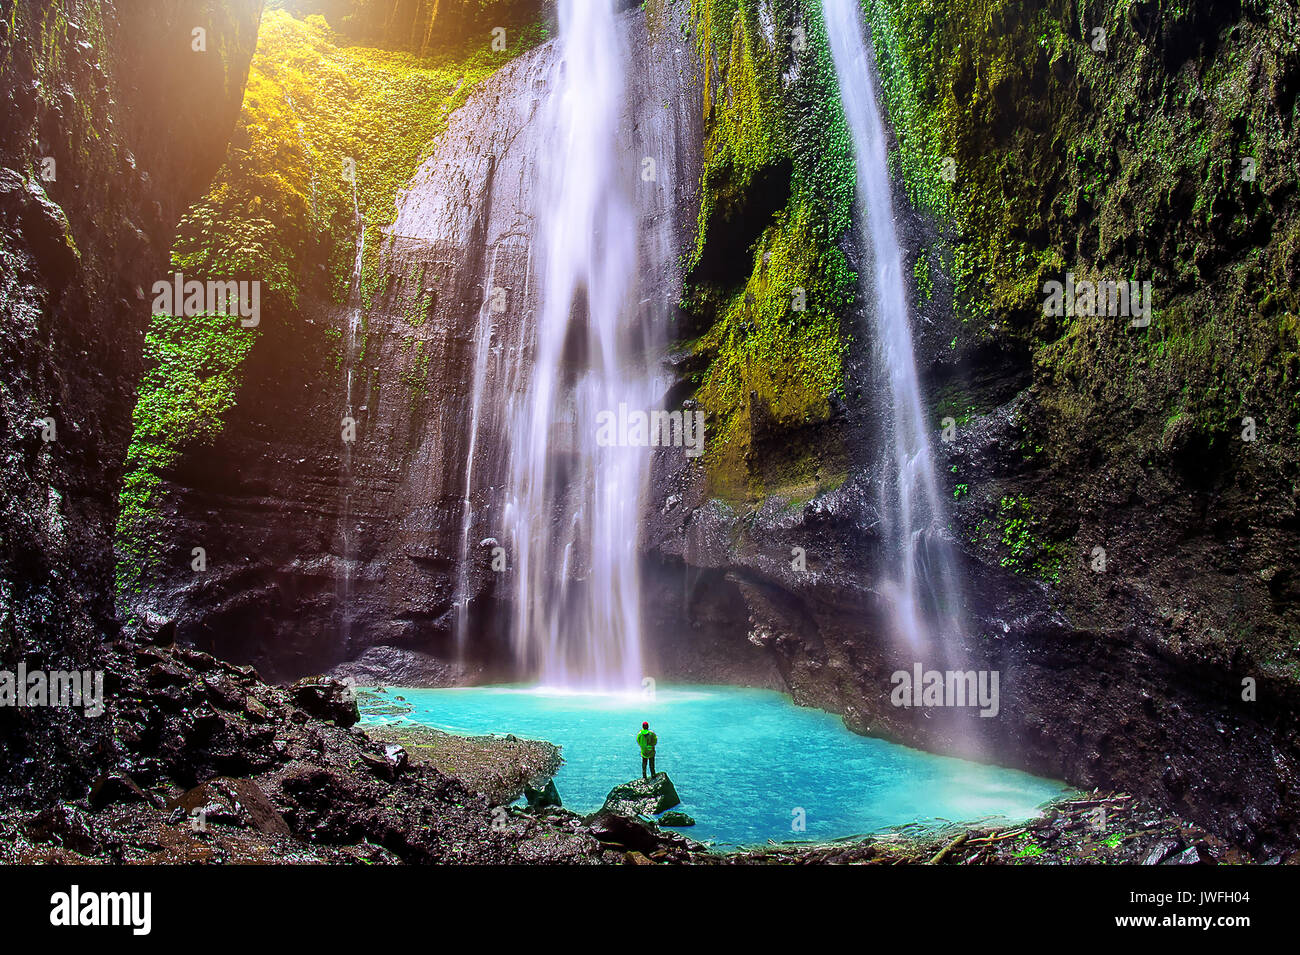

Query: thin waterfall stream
[337,176,365,653]
[822,0,964,652]
[452,243,514,654]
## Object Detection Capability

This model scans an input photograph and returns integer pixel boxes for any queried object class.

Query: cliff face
[123,2,704,682]
[0,0,262,800]
[642,0,1300,855]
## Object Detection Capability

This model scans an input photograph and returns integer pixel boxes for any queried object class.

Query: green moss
[170,10,548,313]
[913,246,933,302]
[864,0,1300,438]
[116,9,544,593]
[684,0,856,497]
[402,338,432,396]
[995,494,1061,583]
[691,202,852,485]
[116,311,258,592]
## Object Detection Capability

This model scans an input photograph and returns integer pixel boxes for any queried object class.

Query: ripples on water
[361,685,1070,847]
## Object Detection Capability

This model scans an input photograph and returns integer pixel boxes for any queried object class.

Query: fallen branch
[928,833,968,864]
[1066,795,1133,809]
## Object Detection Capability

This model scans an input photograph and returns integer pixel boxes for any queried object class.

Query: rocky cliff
[120,1,704,682]
[0,0,262,801]
[642,0,1300,856]
[0,2,666,866]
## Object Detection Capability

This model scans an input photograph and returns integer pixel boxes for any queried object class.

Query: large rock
[658,811,695,827]
[289,677,360,727]
[167,777,291,836]
[600,773,680,818]
[524,779,562,809]
[584,810,662,854]
[329,646,467,687]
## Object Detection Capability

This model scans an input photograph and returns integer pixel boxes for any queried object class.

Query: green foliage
[684,0,857,496]
[1012,840,1045,860]
[116,311,258,592]
[996,495,1061,583]
[863,0,1300,436]
[913,247,933,302]
[402,337,432,397]
[171,10,547,311]
[116,9,543,591]
[692,202,852,467]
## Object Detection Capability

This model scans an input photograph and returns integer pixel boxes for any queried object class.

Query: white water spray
[452,242,527,651]
[337,176,365,648]
[502,0,650,689]
[822,0,962,649]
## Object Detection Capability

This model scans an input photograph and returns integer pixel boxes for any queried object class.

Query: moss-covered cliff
[0,0,262,800]
[658,0,1300,851]
[678,0,857,499]
[115,6,548,598]
[859,0,1300,675]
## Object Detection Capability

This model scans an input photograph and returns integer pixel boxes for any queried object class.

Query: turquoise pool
[359,684,1070,847]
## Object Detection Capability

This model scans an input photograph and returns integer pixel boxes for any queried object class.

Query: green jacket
[637,729,657,757]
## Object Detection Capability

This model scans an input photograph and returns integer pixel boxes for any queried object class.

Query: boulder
[167,777,291,836]
[359,744,409,780]
[1165,844,1215,865]
[88,772,160,810]
[524,779,562,809]
[202,672,246,710]
[138,610,177,646]
[659,811,695,827]
[600,773,680,817]
[24,805,98,854]
[1142,838,1183,865]
[289,676,360,727]
[329,646,466,687]
[585,810,662,854]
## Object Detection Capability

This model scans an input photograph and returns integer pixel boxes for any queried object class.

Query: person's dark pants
[642,755,655,778]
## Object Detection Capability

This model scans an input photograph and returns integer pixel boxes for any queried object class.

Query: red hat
[642,721,649,728]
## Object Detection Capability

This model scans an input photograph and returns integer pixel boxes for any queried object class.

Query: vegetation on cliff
[865,0,1300,661]
[115,8,546,595]
[681,0,857,499]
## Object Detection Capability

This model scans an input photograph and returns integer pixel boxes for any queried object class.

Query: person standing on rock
[637,721,657,778]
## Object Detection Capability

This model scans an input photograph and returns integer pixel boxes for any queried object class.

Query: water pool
[359,684,1070,847]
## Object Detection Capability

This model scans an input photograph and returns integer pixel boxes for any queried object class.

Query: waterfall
[822,0,963,649]
[501,0,650,689]
[337,177,365,652]
[452,241,530,652]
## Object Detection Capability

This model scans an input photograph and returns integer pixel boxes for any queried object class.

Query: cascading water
[453,242,531,652]
[822,0,963,650]
[337,177,365,650]
[501,0,650,690]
